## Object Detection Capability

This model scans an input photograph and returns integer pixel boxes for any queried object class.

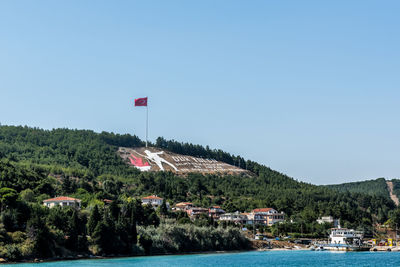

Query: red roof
[43,196,81,202]
[142,195,163,200]
[253,208,273,213]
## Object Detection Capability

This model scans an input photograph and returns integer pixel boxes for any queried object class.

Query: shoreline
[0,248,311,265]
[4,246,397,264]
[1,249,253,265]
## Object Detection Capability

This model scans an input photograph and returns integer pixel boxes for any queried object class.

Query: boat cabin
[329,228,363,246]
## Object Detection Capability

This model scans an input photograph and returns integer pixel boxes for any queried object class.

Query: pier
[370,246,400,252]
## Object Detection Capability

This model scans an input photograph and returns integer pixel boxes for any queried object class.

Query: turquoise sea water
[4,251,400,267]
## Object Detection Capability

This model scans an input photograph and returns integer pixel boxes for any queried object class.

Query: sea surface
[4,250,400,267]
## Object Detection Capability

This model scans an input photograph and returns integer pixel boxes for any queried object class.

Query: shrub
[137,224,250,254]
[5,244,21,261]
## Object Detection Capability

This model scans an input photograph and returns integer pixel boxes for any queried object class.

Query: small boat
[309,245,325,251]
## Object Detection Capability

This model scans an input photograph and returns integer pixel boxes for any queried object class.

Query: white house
[141,195,164,207]
[43,196,81,208]
[317,216,340,227]
[219,211,248,224]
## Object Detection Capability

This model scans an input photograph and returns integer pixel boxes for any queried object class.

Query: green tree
[88,205,101,236]
[19,189,36,203]
[26,214,54,258]
[157,201,169,217]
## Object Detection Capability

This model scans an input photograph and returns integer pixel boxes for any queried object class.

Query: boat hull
[314,244,369,251]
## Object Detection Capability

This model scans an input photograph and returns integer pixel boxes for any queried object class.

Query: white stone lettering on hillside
[118,147,249,175]
[144,150,178,171]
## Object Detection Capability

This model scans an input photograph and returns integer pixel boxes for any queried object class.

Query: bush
[137,224,250,254]
[5,244,21,261]
[177,217,191,224]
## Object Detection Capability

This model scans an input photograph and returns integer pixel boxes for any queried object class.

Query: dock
[370,246,400,251]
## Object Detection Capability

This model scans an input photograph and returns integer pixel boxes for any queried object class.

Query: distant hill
[0,125,396,228]
[326,178,390,198]
[326,178,400,207]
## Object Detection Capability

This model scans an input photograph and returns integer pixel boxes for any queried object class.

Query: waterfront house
[43,196,81,209]
[247,208,285,226]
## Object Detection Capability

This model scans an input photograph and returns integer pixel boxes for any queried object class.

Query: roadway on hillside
[386,180,399,206]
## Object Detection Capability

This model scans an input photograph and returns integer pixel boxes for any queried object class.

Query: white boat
[313,228,368,251]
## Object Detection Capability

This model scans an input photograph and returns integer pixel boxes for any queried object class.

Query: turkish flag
[135,97,148,106]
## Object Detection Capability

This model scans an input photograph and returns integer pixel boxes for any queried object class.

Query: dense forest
[326,178,391,199]
[0,125,399,261]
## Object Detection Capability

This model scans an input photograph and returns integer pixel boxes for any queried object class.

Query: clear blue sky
[1,1,399,185]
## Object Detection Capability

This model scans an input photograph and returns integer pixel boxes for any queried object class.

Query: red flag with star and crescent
[134,97,148,106]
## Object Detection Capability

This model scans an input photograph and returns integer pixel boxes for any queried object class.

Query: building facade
[219,211,248,224]
[186,207,209,218]
[43,196,81,208]
[249,208,285,226]
[208,206,225,219]
[141,195,164,207]
[317,216,340,227]
[173,202,193,211]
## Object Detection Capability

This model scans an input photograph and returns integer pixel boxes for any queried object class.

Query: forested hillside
[0,125,399,260]
[0,125,393,219]
[389,180,400,200]
[326,178,390,198]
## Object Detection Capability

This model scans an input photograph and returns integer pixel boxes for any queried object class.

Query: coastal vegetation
[0,125,399,261]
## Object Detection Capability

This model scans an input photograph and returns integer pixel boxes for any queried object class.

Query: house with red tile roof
[186,207,209,218]
[173,202,193,211]
[247,208,284,225]
[43,196,81,209]
[253,208,273,213]
[141,195,164,208]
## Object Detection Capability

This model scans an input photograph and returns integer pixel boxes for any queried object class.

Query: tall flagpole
[146,101,148,147]
[135,97,149,147]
